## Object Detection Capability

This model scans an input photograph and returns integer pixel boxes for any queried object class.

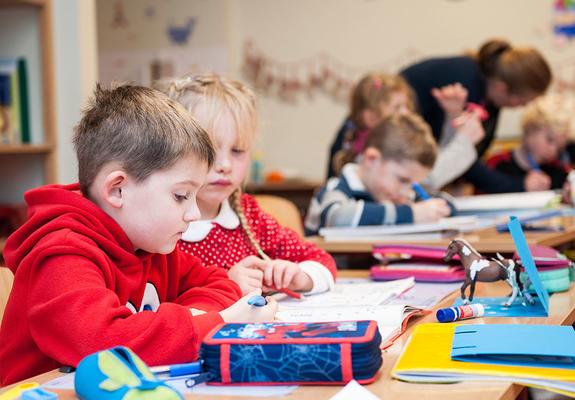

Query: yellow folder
[391,323,575,397]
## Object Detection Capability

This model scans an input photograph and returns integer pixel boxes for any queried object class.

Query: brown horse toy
[444,238,534,306]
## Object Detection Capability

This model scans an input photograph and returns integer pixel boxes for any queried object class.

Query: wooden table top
[2,270,574,400]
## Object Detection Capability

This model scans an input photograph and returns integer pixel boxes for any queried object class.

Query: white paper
[453,191,557,212]
[42,372,297,397]
[278,277,415,309]
[329,379,380,400]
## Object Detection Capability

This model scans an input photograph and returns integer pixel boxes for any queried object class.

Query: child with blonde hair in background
[327,73,485,190]
[163,74,336,296]
[307,113,455,235]
[487,94,574,191]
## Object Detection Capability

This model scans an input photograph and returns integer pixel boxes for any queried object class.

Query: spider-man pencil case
[370,244,465,282]
[200,320,382,385]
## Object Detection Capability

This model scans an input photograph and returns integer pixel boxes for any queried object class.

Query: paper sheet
[42,372,297,397]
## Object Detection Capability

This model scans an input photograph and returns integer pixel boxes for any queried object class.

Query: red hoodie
[0,184,241,386]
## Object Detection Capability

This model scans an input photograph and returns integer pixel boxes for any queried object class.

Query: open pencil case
[200,320,382,385]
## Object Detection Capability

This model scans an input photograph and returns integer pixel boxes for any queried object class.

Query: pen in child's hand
[526,153,541,172]
[278,287,304,300]
[412,182,431,201]
[248,295,268,306]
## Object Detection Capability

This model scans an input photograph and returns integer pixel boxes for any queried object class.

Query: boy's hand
[259,260,313,293]
[228,256,267,295]
[453,112,485,145]
[524,171,551,192]
[219,290,278,323]
[431,83,468,119]
[412,198,451,223]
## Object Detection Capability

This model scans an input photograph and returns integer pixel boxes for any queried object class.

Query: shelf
[0,144,52,154]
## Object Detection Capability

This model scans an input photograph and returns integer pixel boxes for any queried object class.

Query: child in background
[164,75,336,296]
[486,95,573,191]
[0,85,277,386]
[327,73,485,191]
[306,113,454,235]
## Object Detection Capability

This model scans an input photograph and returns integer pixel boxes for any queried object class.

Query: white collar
[341,163,367,192]
[181,199,240,242]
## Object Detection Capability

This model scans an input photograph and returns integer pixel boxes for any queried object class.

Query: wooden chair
[0,266,14,323]
[254,195,305,236]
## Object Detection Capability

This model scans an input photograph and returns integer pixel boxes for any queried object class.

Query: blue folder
[452,324,575,369]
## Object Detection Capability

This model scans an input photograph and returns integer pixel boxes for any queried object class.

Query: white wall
[53,0,98,184]
[96,0,575,181]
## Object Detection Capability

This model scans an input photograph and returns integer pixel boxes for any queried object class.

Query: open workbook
[276,278,460,348]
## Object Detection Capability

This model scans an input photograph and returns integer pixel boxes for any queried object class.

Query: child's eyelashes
[231,148,246,155]
[174,193,190,202]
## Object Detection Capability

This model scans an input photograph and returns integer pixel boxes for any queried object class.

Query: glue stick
[436,303,484,323]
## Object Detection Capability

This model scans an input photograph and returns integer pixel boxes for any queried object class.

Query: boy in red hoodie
[0,85,277,386]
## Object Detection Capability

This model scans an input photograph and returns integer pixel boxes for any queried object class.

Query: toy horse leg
[504,283,518,306]
[519,274,535,305]
[468,280,477,303]
[460,280,471,304]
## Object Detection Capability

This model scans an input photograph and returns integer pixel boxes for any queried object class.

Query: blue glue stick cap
[436,307,457,323]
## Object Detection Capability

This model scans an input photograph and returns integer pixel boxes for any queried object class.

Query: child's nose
[216,156,232,174]
[184,201,201,222]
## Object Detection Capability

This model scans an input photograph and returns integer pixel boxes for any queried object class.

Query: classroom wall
[53,0,98,184]
[95,0,575,182]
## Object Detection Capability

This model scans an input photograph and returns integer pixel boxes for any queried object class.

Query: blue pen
[495,209,563,233]
[248,295,267,307]
[526,153,541,172]
[150,360,203,377]
[412,182,430,201]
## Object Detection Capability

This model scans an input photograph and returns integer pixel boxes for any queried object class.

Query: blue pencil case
[200,320,382,385]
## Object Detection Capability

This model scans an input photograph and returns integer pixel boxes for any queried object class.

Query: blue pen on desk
[495,209,563,233]
[150,360,203,377]
[412,182,430,201]
[526,153,541,172]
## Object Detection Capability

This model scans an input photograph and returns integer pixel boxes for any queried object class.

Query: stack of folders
[392,323,575,397]
[370,245,465,282]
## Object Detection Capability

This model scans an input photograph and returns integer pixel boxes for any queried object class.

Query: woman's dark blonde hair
[365,113,437,168]
[160,74,272,258]
[74,84,215,197]
[474,39,552,96]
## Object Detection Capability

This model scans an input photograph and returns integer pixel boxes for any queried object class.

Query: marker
[247,295,268,306]
[526,153,541,172]
[436,303,484,323]
[150,360,203,377]
[185,372,213,388]
[466,102,489,121]
[412,182,431,201]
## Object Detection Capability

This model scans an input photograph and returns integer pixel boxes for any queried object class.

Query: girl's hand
[219,290,278,323]
[258,260,313,293]
[431,83,468,119]
[228,256,267,295]
[412,198,451,223]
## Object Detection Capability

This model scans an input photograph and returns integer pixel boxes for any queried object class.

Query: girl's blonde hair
[160,74,270,258]
[332,73,415,175]
[473,39,552,96]
[365,113,437,168]
[161,74,258,149]
[350,73,414,128]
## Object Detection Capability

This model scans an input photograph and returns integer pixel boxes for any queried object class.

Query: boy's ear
[361,109,380,129]
[101,170,128,209]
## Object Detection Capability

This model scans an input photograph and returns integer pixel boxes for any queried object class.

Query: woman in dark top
[400,39,552,193]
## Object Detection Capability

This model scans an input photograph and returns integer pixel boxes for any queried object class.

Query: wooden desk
[2,271,574,400]
[310,215,575,255]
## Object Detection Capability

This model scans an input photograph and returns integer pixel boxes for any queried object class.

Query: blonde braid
[230,189,270,261]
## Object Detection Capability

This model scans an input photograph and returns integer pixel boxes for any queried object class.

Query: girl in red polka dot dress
[163,74,337,296]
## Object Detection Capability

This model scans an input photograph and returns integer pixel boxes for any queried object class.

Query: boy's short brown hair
[364,113,437,168]
[74,84,215,196]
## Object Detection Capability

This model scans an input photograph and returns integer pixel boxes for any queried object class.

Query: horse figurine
[444,238,534,306]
